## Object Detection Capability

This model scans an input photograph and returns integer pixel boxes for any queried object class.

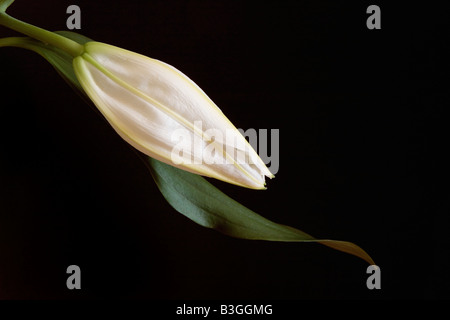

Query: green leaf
[146,156,374,264]
[0,31,374,264]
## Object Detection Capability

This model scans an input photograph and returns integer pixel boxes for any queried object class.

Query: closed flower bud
[0,1,274,189]
[73,42,274,189]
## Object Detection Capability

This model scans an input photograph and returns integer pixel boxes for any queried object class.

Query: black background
[0,0,448,301]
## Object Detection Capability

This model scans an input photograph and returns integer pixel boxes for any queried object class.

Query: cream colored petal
[73,42,273,189]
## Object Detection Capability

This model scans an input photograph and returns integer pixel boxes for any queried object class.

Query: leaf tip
[318,240,375,265]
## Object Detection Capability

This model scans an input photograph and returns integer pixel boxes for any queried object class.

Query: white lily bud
[73,42,274,189]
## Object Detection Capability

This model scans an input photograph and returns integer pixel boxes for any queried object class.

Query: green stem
[0,0,15,12]
[0,12,84,57]
[0,35,19,47]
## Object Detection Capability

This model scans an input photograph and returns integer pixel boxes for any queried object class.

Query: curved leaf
[146,156,374,264]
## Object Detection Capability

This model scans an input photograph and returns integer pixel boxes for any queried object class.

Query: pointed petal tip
[246,181,267,190]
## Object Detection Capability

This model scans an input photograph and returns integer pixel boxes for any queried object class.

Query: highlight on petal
[73,42,274,189]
